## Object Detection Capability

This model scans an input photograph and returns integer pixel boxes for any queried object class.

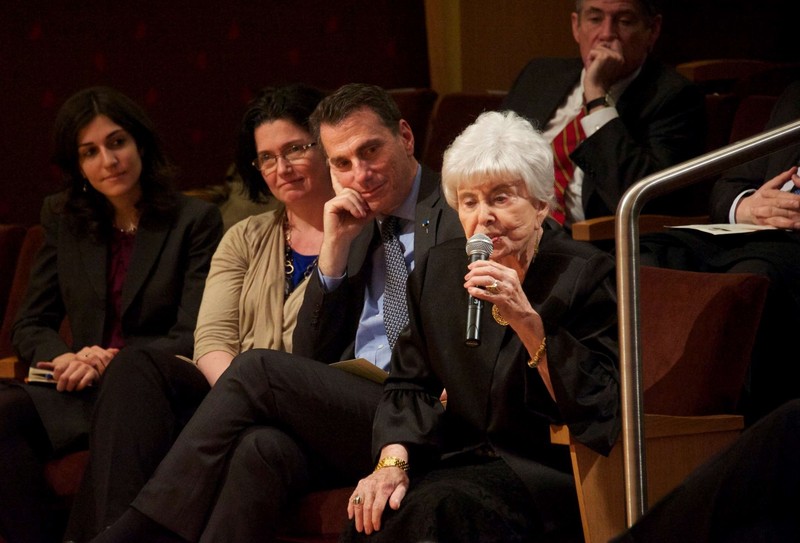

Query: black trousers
[64,347,209,541]
[131,350,384,543]
[612,398,800,542]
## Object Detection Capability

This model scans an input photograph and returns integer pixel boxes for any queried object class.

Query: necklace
[491,230,541,327]
[114,224,138,235]
[114,213,139,235]
[284,212,319,296]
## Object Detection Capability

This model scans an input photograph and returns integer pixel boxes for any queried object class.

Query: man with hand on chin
[504,0,705,227]
[294,83,463,370]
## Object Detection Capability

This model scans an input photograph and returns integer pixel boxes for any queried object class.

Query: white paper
[667,224,778,235]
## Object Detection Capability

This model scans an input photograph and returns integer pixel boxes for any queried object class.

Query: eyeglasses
[251,142,317,174]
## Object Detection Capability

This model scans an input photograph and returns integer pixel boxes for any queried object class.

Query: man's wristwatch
[585,94,611,112]
[374,456,410,472]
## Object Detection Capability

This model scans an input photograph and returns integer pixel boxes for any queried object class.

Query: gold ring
[353,495,363,505]
[486,280,500,295]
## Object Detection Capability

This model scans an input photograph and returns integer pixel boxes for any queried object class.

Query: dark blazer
[372,221,620,524]
[503,57,705,219]
[293,165,463,363]
[12,192,224,364]
[711,80,800,223]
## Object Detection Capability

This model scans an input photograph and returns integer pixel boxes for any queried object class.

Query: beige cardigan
[193,206,309,360]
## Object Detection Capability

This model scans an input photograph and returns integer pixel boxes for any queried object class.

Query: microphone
[465,233,493,347]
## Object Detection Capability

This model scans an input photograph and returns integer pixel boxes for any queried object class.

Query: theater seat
[388,87,438,160]
[728,94,779,144]
[422,91,506,171]
[675,58,786,95]
[276,487,354,543]
[551,266,770,543]
[0,224,47,371]
[0,224,26,331]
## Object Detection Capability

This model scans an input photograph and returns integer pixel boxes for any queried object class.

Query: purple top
[103,229,136,348]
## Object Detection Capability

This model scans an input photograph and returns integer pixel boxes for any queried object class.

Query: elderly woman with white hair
[343,110,620,542]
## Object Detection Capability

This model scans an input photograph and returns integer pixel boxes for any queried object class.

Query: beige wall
[426,0,577,95]
[425,0,797,95]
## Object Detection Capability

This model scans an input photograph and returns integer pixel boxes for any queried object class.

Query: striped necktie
[380,216,409,350]
[551,109,586,224]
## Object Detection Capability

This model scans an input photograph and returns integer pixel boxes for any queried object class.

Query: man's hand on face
[317,186,376,277]
[314,107,417,278]
[584,41,626,101]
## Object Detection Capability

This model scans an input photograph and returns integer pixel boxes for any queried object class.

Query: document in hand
[330,358,388,384]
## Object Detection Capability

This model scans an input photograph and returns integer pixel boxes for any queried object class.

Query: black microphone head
[465,233,493,259]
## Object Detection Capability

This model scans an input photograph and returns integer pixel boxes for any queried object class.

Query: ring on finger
[486,280,500,295]
[352,495,363,505]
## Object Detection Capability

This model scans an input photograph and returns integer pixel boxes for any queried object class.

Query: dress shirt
[321,166,421,370]
[542,66,640,224]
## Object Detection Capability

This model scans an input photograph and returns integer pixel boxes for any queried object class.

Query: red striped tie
[550,109,586,225]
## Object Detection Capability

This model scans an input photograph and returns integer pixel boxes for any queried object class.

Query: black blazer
[12,192,223,364]
[293,165,464,363]
[711,80,800,223]
[372,222,619,523]
[503,57,706,218]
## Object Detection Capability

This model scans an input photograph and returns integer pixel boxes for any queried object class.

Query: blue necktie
[380,216,409,350]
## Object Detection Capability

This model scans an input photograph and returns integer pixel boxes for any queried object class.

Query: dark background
[0,0,796,226]
[0,0,430,225]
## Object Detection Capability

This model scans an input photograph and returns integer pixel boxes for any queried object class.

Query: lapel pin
[422,219,430,234]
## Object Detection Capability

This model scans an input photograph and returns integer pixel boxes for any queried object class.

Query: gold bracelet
[527,337,547,369]
[374,456,410,472]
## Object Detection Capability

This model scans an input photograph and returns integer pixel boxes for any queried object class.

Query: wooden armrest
[571,215,710,242]
[0,354,27,380]
[550,414,742,543]
[570,216,616,241]
[550,413,742,445]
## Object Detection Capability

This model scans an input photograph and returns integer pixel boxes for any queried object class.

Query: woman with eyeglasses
[188,83,333,386]
[0,86,223,543]
[60,84,334,542]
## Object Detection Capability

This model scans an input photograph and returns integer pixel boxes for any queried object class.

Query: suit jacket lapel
[616,57,655,119]
[77,235,108,307]
[121,214,170,316]
[479,304,508,383]
[539,61,583,122]
[414,165,443,259]
[519,59,582,127]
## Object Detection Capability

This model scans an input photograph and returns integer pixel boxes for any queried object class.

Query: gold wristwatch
[374,456,410,472]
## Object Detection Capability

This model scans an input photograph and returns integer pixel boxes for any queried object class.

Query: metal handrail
[614,118,800,526]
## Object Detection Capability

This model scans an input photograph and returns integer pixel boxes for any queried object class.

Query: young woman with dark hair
[0,86,223,543]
